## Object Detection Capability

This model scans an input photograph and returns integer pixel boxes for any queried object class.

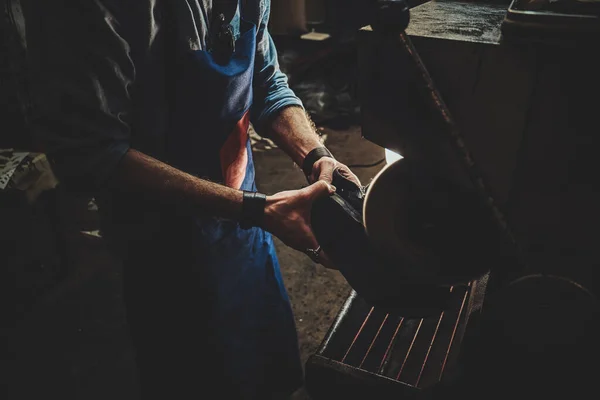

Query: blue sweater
[19,0,302,189]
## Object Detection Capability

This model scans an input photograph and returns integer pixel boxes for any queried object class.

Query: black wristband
[240,191,267,229]
[302,147,333,177]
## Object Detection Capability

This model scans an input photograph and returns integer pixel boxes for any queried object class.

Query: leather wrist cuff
[302,146,333,177]
[240,191,267,229]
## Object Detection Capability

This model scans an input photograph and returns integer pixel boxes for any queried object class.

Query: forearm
[263,106,324,167]
[111,149,243,219]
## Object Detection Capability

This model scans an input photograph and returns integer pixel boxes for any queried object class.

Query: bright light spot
[385,148,403,164]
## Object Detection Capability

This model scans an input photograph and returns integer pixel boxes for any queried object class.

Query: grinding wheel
[363,157,493,285]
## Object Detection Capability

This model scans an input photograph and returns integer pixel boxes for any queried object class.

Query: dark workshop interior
[3,0,600,399]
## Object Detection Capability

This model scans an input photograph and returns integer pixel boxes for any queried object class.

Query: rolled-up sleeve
[251,0,303,125]
[22,0,134,190]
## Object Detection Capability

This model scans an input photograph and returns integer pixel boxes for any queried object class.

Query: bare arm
[111,149,243,220]
[262,106,323,167]
[263,106,361,186]
[110,147,335,264]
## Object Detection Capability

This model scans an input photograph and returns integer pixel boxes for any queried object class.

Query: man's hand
[309,157,361,187]
[262,180,337,269]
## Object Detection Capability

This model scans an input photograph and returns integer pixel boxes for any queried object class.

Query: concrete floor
[5,125,386,399]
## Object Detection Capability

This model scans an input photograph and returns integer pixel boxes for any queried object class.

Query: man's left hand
[309,157,361,187]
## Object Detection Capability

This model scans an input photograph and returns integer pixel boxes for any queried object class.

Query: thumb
[316,168,333,185]
[305,180,336,200]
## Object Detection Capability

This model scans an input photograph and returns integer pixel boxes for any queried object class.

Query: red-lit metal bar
[415,286,454,385]
[415,311,445,386]
[396,318,424,380]
[359,314,389,368]
[341,307,374,363]
[439,285,470,380]
[377,317,405,374]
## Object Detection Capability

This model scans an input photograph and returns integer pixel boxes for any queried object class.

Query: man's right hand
[262,180,337,269]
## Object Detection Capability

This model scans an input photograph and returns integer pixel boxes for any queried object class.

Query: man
[11,0,360,398]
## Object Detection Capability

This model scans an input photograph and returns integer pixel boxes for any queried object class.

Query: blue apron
[115,2,303,398]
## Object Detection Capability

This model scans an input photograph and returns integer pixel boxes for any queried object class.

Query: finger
[336,166,362,186]
[302,235,337,270]
[300,232,320,257]
[304,180,336,199]
[309,169,320,184]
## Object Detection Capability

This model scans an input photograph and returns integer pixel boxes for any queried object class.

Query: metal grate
[316,284,472,389]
